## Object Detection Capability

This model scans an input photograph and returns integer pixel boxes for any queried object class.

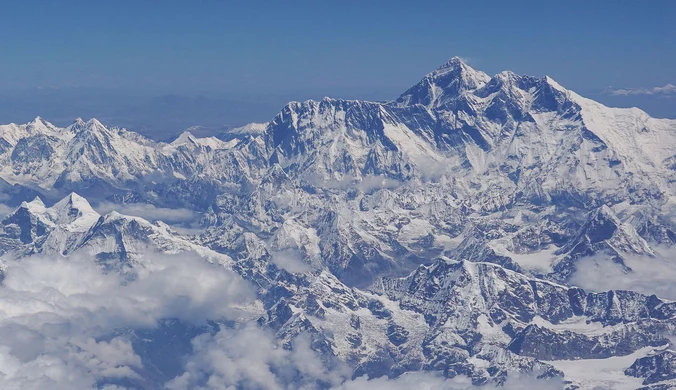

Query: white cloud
[305,174,401,193]
[94,202,198,223]
[0,251,256,388]
[607,83,676,96]
[456,56,477,65]
[166,325,350,390]
[168,324,562,390]
[332,372,563,390]
[0,203,14,218]
[569,247,676,300]
[270,248,312,274]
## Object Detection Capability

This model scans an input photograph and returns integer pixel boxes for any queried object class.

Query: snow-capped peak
[171,131,198,146]
[85,118,106,131]
[395,56,491,108]
[27,116,56,132]
[435,56,470,71]
[47,192,101,231]
[228,122,268,136]
[20,196,47,214]
[543,75,567,93]
[68,117,87,132]
[52,192,96,214]
[28,116,46,125]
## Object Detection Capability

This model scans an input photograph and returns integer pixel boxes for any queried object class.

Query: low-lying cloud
[332,372,563,390]
[607,83,676,96]
[0,203,14,218]
[270,248,312,274]
[0,251,255,389]
[95,202,198,223]
[167,326,562,390]
[570,247,676,300]
[167,325,349,390]
[305,174,401,193]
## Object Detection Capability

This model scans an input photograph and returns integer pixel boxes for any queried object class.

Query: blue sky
[0,1,674,130]
[1,1,673,93]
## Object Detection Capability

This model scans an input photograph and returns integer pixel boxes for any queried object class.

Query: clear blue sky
[1,1,673,96]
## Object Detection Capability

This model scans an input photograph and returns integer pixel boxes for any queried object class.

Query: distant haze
[0,86,406,140]
[0,83,672,142]
[0,1,673,138]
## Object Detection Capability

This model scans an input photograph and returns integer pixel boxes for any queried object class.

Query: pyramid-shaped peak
[29,116,46,124]
[49,192,100,229]
[436,56,471,70]
[396,56,490,108]
[61,192,94,207]
[85,118,106,129]
[171,131,198,146]
[27,116,56,131]
[28,196,46,207]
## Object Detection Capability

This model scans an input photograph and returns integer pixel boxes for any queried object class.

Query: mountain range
[1,57,676,389]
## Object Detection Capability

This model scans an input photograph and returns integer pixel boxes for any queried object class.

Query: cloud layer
[0,251,255,389]
[166,325,350,390]
[170,338,563,390]
[607,83,676,96]
[570,247,676,300]
[94,202,198,223]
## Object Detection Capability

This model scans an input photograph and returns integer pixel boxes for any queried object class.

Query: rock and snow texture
[1,58,676,388]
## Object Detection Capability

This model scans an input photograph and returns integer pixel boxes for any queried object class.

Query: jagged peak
[495,70,520,82]
[18,196,47,214]
[476,70,523,95]
[67,118,108,135]
[6,194,100,233]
